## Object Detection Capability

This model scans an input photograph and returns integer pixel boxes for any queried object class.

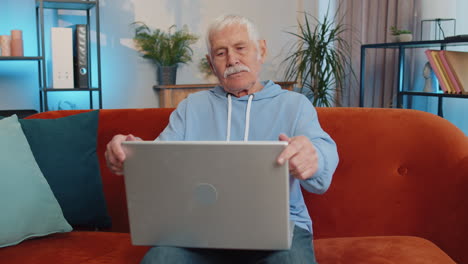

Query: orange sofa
[1,107,467,263]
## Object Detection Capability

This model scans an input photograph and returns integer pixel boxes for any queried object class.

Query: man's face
[207,24,267,97]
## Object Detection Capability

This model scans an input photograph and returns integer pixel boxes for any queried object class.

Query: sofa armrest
[307,107,468,263]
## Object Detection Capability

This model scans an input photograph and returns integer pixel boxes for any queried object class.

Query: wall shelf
[35,0,102,111]
[360,39,468,117]
[361,39,468,49]
[42,87,101,92]
[0,56,43,61]
[400,91,468,99]
[36,0,97,11]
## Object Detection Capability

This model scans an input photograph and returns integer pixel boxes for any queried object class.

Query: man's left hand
[277,133,318,180]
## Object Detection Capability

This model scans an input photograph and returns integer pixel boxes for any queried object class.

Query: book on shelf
[50,25,90,89]
[433,51,457,93]
[440,50,468,94]
[425,49,452,93]
[70,24,89,88]
[439,51,462,94]
[425,49,468,95]
[51,27,74,88]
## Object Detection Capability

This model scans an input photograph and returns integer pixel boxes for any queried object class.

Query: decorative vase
[0,35,11,56]
[157,65,178,85]
[11,30,24,57]
[393,33,413,42]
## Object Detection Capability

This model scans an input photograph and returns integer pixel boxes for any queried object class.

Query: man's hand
[105,134,142,175]
[277,133,318,180]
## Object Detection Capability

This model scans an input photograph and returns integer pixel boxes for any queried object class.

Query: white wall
[99,0,319,109]
[0,0,466,134]
[0,0,319,111]
[0,1,38,110]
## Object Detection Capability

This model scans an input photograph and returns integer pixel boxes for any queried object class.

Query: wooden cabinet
[153,82,295,108]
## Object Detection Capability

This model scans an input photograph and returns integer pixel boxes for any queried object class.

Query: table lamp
[420,0,456,40]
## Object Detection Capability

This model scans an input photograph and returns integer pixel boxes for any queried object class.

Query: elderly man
[106,14,338,264]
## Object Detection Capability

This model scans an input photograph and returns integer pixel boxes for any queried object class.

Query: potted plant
[132,22,199,85]
[390,26,413,42]
[282,7,354,107]
[198,57,219,82]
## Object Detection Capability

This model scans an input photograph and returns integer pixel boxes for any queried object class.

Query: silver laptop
[122,141,293,250]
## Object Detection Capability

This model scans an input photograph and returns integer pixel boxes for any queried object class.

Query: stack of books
[425,50,468,94]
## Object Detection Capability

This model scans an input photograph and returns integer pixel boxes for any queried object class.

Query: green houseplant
[132,22,199,85]
[390,26,412,42]
[282,8,353,107]
[198,57,217,81]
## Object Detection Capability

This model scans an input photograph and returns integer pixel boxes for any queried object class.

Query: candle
[11,30,24,57]
[0,35,11,56]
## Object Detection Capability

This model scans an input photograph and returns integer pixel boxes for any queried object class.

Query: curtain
[335,0,420,107]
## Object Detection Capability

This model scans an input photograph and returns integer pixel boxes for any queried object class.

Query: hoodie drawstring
[226,94,232,141]
[226,94,254,142]
[244,94,254,141]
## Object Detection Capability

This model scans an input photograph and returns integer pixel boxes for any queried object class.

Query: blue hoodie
[157,80,339,233]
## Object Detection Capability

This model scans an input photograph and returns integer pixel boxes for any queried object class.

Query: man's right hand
[105,134,141,175]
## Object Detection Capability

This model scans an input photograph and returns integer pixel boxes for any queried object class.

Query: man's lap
[140,225,317,264]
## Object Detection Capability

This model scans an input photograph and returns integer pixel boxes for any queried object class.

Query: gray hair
[205,14,260,57]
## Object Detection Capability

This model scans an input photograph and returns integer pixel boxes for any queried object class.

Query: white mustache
[223,64,251,78]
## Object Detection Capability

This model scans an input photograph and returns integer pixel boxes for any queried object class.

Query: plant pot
[158,65,178,85]
[393,33,413,42]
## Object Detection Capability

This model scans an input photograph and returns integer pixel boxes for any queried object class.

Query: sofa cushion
[24,108,175,233]
[0,231,150,264]
[18,110,111,229]
[0,115,72,248]
[315,236,456,264]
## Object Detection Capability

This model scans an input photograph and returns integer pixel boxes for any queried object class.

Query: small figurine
[423,62,438,92]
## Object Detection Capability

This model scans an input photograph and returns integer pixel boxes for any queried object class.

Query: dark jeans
[140,225,317,264]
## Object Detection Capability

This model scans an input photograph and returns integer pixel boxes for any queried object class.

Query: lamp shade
[421,0,456,20]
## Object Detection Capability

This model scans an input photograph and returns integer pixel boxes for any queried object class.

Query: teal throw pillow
[0,115,72,248]
[19,111,111,228]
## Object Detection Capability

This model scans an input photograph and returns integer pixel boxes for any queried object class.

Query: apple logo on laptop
[194,183,218,206]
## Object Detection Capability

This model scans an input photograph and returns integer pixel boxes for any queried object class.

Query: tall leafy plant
[132,22,199,66]
[282,8,353,107]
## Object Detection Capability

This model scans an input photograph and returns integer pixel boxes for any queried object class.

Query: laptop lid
[122,141,292,250]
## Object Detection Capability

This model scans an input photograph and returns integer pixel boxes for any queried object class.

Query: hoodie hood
[210,80,289,141]
[210,80,288,101]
